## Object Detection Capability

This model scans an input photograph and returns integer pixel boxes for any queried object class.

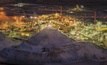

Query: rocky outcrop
[0,33,20,50]
[0,27,107,65]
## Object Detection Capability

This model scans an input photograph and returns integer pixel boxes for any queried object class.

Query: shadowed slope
[0,27,107,65]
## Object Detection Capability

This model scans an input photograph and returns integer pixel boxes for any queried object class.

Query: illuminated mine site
[0,0,107,65]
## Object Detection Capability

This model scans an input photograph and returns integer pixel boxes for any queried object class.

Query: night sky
[1,0,107,6]
[16,0,107,5]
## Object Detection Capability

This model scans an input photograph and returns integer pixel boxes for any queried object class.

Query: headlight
[30,16,33,19]
[30,16,37,19]
[34,17,37,19]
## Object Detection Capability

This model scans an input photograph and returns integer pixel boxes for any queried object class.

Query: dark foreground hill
[0,27,107,65]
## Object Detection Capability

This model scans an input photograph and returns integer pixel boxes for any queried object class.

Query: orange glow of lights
[12,16,18,20]
[0,7,4,11]
[0,12,9,21]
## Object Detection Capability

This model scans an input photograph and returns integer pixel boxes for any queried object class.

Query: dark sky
[16,0,107,5]
[1,0,107,6]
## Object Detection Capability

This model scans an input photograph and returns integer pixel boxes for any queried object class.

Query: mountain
[0,33,18,50]
[0,27,106,65]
